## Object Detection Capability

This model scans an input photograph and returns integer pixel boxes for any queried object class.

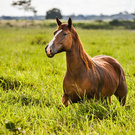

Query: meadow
[0,21,135,134]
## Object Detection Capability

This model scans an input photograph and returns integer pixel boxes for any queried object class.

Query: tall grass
[0,24,135,134]
[1,20,135,29]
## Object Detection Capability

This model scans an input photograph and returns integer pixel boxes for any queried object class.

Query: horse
[45,17,127,107]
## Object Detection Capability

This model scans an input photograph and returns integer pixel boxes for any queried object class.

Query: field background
[0,20,135,134]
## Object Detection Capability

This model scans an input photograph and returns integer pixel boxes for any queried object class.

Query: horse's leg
[104,96,112,104]
[114,81,127,106]
[62,94,70,107]
[108,97,112,104]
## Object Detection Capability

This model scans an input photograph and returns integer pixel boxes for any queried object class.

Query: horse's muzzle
[45,45,55,58]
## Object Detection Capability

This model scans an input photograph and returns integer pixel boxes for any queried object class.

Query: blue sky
[0,0,135,16]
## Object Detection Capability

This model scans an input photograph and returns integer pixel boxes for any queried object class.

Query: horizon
[0,11,133,17]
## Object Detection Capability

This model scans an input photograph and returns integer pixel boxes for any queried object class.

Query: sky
[0,0,135,16]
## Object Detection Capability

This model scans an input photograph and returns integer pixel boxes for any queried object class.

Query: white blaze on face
[47,29,62,50]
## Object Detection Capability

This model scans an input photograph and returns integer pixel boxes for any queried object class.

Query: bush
[6,22,13,27]
[74,22,112,29]
[109,19,122,26]
[31,35,48,45]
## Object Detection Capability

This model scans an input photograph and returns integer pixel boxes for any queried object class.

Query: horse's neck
[66,35,92,77]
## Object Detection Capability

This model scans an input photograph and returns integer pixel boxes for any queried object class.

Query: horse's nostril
[50,48,52,53]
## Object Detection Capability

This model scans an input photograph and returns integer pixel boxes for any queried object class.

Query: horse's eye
[63,33,67,36]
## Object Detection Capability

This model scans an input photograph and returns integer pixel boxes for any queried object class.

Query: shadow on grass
[2,93,52,107]
[0,76,35,91]
[76,101,117,120]
[5,121,23,135]
[20,95,52,107]
[0,77,53,107]
[58,98,128,123]
[0,76,22,91]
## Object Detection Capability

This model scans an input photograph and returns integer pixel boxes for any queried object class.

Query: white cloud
[31,0,135,15]
[0,0,135,16]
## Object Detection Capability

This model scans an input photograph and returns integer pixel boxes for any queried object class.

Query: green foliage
[0,25,135,134]
[31,35,48,45]
[74,20,135,29]
[1,20,135,30]
[46,8,62,19]
[109,19,122,26]
[74,22,112,29]
[109,20,135,29]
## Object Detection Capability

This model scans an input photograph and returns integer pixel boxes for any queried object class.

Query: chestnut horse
[45,18,127,107]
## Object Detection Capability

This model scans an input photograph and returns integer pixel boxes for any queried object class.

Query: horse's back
[92,55,127,98]
[93,55,124,78]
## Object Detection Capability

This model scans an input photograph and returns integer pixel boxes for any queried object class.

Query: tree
[46,8,62,19]
[12,0,37,16]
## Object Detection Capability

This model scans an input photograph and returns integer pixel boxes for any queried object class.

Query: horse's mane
[71,27,94,70]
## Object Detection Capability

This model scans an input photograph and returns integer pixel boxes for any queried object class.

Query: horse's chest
[63,74,97,98]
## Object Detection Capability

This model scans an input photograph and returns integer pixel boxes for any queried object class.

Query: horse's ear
[68,18,72,30]
[56,17,62,26]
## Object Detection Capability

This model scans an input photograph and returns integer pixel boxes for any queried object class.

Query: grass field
[0,23,135,134]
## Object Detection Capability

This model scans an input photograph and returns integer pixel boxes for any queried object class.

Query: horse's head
[45,17,73,58]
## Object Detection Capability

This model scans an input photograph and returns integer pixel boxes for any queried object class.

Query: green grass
[1,20,135,29]
[0,25,135,134]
